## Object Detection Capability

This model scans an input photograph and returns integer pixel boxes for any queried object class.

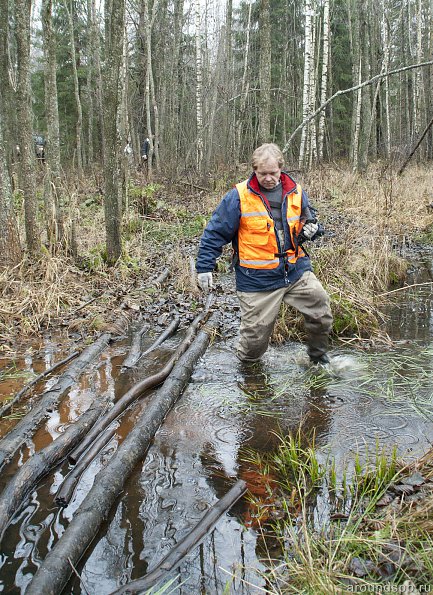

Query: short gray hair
[251,143,284,170]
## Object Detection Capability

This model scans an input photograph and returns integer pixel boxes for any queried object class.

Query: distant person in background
[33,134,46,162]
[124,140,133,160]
[141,137,150,165]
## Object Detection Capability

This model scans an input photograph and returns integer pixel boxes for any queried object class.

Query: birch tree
[299,0,314,168]
[318,0,330,161]
[235,0,252,163]
[195,0,204,170]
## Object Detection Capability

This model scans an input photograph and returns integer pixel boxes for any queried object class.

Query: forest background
[0,0,432,344]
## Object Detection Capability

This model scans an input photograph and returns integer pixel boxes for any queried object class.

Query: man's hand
[197,272,213,292]
[302,221,319,239]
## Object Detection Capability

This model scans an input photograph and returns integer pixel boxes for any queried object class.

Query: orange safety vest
[236,180,306,269]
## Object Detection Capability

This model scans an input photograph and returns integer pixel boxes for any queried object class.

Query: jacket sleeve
[300,189,318,222]
[301,189,324,240]
[196,188,241,273]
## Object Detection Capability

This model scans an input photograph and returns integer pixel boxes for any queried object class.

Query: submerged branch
[55,421,119,507]
[139,315,181,359]
[110,479,247,594]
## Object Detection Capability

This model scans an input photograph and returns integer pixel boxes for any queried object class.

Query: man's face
[254,158,281,189]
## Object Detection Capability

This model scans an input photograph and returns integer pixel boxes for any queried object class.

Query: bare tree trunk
[195,0,204,170]
[235,0,252,164]
[149,4,160,171]
[258,0,271,143]
[223,0,233,160]
[307,5,318,166]
[0,97,21,268]
[42,0,66,248]
[92,0,105,163]
[15,0,39,254]
[86,0,94,165]
[65,0,83,175]
[0,0,16,173]
[141,0,156,178]
[414,0,424,158]
[120,24,129,211]
[299,0,313,169]
[318,0,330,161]
[382,1,391,158]
[103,0,125,264]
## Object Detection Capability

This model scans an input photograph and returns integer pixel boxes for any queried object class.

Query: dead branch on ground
[110,479,247,594]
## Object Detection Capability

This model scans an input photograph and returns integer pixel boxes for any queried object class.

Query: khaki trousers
[236,271,333,362]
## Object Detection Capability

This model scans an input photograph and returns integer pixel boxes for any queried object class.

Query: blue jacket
[196,172,318,293]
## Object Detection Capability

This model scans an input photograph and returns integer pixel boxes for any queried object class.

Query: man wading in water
[196,143,333,364]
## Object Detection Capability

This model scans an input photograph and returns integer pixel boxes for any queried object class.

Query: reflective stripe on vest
[236,180,305,270]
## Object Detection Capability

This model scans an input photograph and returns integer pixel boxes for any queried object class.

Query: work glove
[302,221,319,239]
[197,272,213,292]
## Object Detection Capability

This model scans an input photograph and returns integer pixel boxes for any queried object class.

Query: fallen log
[153,267,170,286]
[138,314,180,359]
[0,351,80,418]
[121,322,149,369]
[398,114,433,175]
[122,314,180,370]
[0,332,112,471]
[110,479,247,595]
[68,300,212,465]
[0,402,104,543]
[55,421,119,507]
[25,312,220,595]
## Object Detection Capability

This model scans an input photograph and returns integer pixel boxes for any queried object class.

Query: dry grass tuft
[273,162,433,343]
[0,253,130,343]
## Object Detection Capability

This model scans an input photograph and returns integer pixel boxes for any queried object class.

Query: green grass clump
[241,433,433,594]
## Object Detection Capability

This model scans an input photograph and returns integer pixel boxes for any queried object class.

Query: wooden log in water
[25,312,219,595]
[0,403,103,542]
[0,351,80,418]
[0,332,112,471]
[55,421,119,507]
[138,314,181,360]
[110,479,247,594]
[121,322,149,369]
[69,300,212,465]
[122,314,180,370]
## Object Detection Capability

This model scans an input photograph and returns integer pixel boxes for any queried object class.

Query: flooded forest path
[0,249,433,594]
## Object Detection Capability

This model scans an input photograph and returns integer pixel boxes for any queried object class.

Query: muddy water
[0,254,433,594]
